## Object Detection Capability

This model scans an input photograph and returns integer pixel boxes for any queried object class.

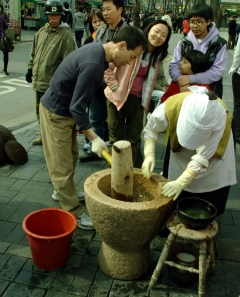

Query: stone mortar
[84,168,173,280]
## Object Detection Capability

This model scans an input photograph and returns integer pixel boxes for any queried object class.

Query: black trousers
[232,73,240,139]
[74,30,84,48]
[3,51,8,71]
[163,138,230,215]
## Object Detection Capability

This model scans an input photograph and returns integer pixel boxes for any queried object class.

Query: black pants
[232,73,240,139]
[3,51,8,71]
[74,30,84,48]
[228,34,236,49]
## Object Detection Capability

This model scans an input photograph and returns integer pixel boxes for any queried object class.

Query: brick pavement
[0,30,240,297]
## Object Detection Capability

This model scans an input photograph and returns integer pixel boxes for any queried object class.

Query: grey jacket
[73,12,85,31]
[95,22,127,44]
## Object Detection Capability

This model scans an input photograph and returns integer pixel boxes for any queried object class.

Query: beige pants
[39,103,83,216]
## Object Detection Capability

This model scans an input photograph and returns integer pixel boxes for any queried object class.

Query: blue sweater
[41,42,108,130]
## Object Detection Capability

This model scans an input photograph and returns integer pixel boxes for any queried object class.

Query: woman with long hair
[84,10,105,44]
[104,20,172,168]
[0,4,10,75]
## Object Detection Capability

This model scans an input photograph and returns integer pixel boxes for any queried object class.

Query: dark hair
[143,20,171,68]
[89,10,105,34]
[166,10,172,14]
[112,26,147,51]
[207,91,217,100]
[102,0,124,10]
[79,6,84,12]
[183,50,208,73]
[188,3,213,21]
[63,2,69,9]
[0,4,3,12]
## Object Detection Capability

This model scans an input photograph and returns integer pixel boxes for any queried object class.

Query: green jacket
[28,23,76,92]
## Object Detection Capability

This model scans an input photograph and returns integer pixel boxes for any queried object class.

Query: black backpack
[181,35,227,98]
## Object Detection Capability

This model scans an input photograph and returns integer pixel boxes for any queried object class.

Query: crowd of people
[10,0,237,231]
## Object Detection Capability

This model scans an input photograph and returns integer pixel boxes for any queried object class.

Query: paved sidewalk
[0,30,239,297]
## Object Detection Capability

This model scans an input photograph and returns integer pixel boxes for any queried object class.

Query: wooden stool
[149,211,218,297]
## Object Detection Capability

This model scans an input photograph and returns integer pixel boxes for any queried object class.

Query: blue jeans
[88,86,109,144]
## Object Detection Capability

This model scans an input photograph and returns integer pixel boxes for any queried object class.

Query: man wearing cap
[26,0,75,147]
[142,87,236,215]
[39,26,147,230]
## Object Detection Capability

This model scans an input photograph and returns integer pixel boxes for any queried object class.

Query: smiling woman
[104,20,172,168]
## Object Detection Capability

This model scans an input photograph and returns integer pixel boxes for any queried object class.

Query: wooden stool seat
[148,211,218,297]
[167,211,218,241]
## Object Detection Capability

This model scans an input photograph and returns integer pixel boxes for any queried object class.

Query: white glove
[161,181,184,201]
[162,168,198,201]
[90,136,108,157]
[142,139,156,179]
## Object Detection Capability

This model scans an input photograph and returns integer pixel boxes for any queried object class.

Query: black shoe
[3,69,9,75]
[79,152,101,162]
[158,223,170,238]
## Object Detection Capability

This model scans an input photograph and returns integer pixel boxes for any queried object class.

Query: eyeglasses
[189,20,206,26]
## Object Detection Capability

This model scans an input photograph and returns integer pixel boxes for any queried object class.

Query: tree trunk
[210,0,222,29]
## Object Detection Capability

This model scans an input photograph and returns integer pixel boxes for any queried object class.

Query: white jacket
[162,14,172,29]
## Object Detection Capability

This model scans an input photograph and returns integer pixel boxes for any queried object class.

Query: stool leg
[198,241,207,297]
[207,239,215,275]
[148,232,176,290]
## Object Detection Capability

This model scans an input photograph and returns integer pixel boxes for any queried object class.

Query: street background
[0,29,239,297]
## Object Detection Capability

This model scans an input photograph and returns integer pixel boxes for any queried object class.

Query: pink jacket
[104,54,162,112]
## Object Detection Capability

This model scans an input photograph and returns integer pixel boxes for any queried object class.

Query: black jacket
[62,10,73,28]
[142,17,154,30]
[228,19,237,35]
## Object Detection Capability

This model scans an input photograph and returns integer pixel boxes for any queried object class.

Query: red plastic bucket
[22,208,77,270]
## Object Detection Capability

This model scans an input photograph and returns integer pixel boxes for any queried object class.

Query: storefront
[1,0,21,41]
[220,0,240,27]
[21,0,47,30]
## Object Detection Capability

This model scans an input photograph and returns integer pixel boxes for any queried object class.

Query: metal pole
[71,0,75,15]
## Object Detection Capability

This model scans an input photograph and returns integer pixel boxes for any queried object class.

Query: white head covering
[177,87,226,150]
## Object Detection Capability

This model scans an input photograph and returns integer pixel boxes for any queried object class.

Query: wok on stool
[149,211,218,297]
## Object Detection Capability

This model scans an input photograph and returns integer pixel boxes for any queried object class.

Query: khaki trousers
[39,103,83,216]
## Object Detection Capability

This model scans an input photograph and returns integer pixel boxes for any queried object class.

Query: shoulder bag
[0,16,14,52]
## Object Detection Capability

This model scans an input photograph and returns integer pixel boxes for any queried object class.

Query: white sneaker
[52,190,85,202]
[77,212,94,230]
[83,143,91,151]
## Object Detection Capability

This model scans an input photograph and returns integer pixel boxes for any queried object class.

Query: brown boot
[32,135,42,145]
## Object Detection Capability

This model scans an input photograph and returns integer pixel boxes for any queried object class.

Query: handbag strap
[66,13,69,23]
